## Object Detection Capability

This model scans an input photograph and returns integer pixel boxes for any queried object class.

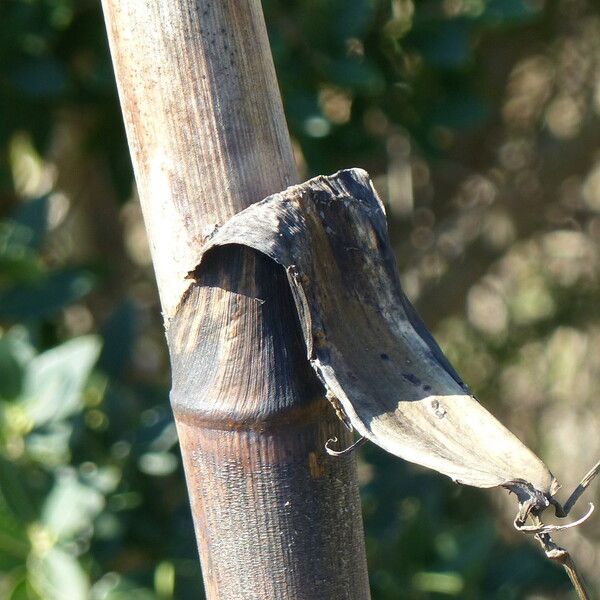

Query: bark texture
[166,245,370,599]
[101,1,370,598]
[102,0,296,317]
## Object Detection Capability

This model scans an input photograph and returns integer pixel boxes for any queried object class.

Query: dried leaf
[194,168,556,498]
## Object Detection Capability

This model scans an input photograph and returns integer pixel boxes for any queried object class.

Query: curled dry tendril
[513,460,600,600]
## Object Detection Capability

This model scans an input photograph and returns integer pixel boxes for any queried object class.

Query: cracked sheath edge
[178,168,557,507]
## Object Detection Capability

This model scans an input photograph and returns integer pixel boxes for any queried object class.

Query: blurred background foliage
[0,0,599,597]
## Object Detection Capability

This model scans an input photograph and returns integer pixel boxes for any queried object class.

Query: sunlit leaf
[137,452,178,477]
[29,547,89,600]
[91,573,155,600]
[42,469,104,540]
[412,570,464,595]
[26,422,73,466]
[21,335,101,427]
[81,465,121,496]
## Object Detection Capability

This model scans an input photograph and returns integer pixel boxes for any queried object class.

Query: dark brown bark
[170,247,369,598]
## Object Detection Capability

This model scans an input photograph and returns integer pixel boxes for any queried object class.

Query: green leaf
[99,300,137,380]
[42,469,104,540]
[0,329,35,401]
[0,254,44,287]
[0,219,44,286]
[6,576,31,600]
[326,58,384,94]
[0,459,30,571]
[29,547,89,600]
[0,269,95,320]
[21,335,101,427]
[0,338,25,400]
[9,196,49,251]
[0,456,38,523]
[0,482,30,570]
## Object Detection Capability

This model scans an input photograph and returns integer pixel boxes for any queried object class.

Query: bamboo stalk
[100,1,370,597]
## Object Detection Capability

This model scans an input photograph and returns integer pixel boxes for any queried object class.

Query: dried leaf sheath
[193,168,556,496]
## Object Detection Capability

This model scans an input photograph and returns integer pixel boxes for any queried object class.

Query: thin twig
[563,555,591,600]
[519,456,600,600]
[515,461,600,600]
[561,460,600,517]
[533,532,591,600]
